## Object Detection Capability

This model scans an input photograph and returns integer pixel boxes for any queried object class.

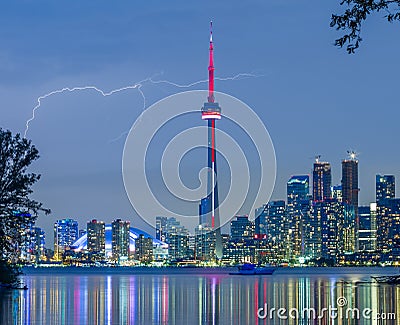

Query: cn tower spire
[208,21,215,103]
[201,21,222,260]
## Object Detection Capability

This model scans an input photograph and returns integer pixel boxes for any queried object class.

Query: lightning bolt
[149,72,259,88]
[23,77,150,138]
[24,73,261,139]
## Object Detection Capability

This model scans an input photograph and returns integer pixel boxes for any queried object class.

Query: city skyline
[22,151,400,245]
[27,166,397,251]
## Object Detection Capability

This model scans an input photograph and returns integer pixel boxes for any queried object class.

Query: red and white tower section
[200,21,223,259]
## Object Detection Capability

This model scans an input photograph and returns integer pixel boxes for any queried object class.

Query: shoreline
[21,265,400,276]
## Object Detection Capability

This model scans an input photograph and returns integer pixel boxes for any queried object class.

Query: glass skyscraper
[54,218,78,261]
[111,219,130,262]
[342,156,359,251]
[287,175,310,260]
[87,219,106,260]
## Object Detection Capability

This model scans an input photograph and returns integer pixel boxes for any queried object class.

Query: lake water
[0,267,399,325]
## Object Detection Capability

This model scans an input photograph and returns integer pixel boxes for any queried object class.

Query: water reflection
[0,270,399,324]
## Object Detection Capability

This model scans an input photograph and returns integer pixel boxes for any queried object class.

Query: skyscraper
[87,219,106,260]
[195,224,216,261]
[21,226,45,263]
[313,158,332,202]
[342,204,356,253]
[199,22,223,259]
[287,175,309,260]
[256,201,286,241]
[318,199,344,262]
[376,175,395,204]
[342,152,359,251]
[54,218,78,261]
[376,175,396,256]
[341,154,359,208]
[376,198,400,261]
[111,219,130,262]
[164,217,189,261]
[135,234,154,263]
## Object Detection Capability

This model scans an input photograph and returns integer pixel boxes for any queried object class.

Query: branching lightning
[24,73,261,139]
[149,72,259,88]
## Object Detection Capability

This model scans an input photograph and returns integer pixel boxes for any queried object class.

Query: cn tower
[200,21,223,259]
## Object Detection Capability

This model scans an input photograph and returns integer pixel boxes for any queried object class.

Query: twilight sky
[1,0,399,243]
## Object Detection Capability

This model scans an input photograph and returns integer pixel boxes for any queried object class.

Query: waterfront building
[87,219,106,260]
[287,175,309,260]
[162,217,190,261]
[376,198,400,260]
[54,218,78,261]
[255,201,286,262]
[72,225,168,261]
[167,232,189,261]
[111,219,130,262]
[225,238,256,264]
[21,226,45,263]
[135,234,154,263]
[195,224,216,261]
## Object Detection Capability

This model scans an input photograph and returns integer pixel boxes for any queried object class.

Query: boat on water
[229,263,275,275]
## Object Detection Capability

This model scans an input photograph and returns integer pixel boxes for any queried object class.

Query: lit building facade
[376,175,395,204]
[54,218,78,261]
[320,200,343,262]
[358,204,377,251]
[21,226,45,263]
[111,219,130,262]
[87,219,106,260]
[376,198,400,260]
[162,217,190,261]
[287,175,309,260]
[313,160,332,202]
[342,156,359,251]
[195,224,215,261]
[342,157,359,208]
[255,201,286,262]
[230,215,254,241]
[135,234,154,263]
